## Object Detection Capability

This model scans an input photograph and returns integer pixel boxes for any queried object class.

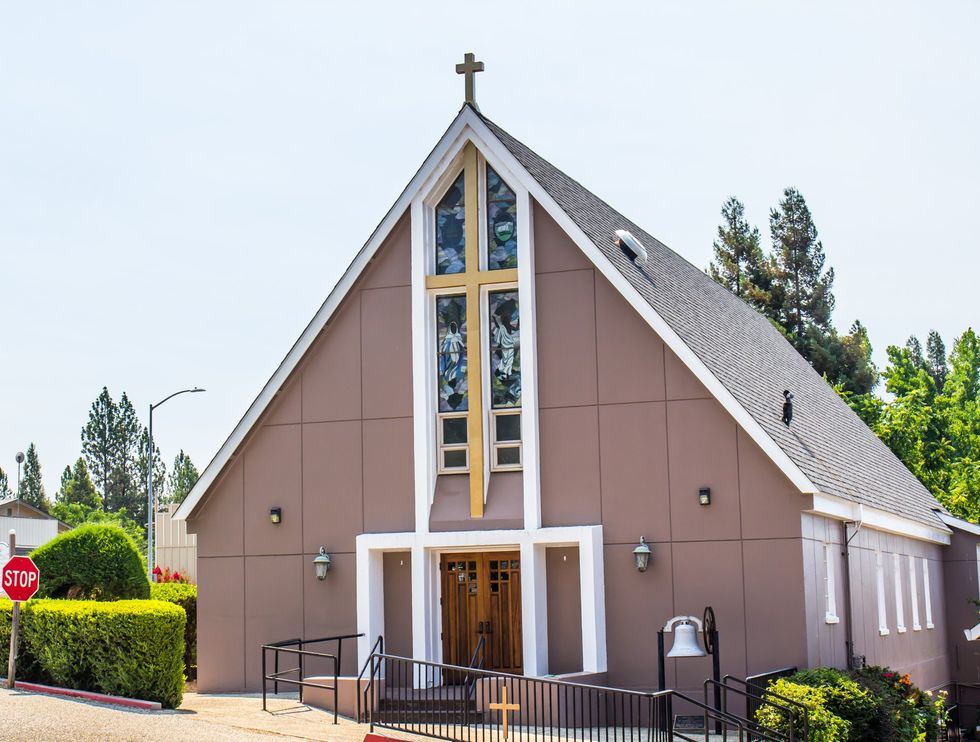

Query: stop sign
[2,556,40,602]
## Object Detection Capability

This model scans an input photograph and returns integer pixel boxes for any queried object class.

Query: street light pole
[147,387,205,579]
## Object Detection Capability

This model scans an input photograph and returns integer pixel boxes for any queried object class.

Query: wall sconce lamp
[698,487,711,506]
[313,547,332,580]
[269,507,282,524]
[633,537,652,572]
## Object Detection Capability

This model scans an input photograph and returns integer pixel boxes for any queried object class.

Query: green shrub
[30,524,149,600]
[789,668,879,740]
[756,678,850,742]
[150,582,197,678]
[0,597,184,708]
[851,666,948,742]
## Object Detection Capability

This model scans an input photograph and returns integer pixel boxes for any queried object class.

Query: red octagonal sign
[2,556,40,602]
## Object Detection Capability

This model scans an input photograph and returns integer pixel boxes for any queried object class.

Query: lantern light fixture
[269,507,282,525]
[633,536,652,572]
[313,547,332,580]
[699,487,711,506]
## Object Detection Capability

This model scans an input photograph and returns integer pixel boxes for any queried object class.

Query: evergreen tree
[165,450,199,505]
[769,187,835,353]
[81,387,120,508]
[0,467,11,499]
[104,392,143,521]
[926,330,948,391]
[709,197,771,310]
[18,443,49,511]
[136,427,167,520]
[905,335,926,369]
[811,321,878,395]
[57,457,101,509]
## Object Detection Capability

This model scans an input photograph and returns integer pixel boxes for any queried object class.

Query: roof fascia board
[937,511,980,536]
[175,109,474,520]
[810,492,951,545]
[460,110,819,495]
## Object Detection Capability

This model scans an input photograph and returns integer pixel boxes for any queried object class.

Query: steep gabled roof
[480,113,948,534]
[176,105,950,539]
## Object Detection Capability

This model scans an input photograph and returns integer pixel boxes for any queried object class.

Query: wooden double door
[441,552,523,675]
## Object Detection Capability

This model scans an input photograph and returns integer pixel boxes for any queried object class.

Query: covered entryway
[441,552,523,674]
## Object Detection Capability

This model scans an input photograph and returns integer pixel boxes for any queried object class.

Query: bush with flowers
[152,565,192,584]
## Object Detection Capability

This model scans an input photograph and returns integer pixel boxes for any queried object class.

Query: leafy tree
[709,197,771,310]
[165,450,199,505]
[57,457,101,509]
[48,501,147,555]
[0,467,11,499]
[769,187,835,352]
[18,443,49,512]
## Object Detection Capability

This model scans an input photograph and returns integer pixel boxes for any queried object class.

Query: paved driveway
[0,689,398,742]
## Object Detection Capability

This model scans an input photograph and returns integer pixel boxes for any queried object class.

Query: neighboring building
[0,497,70,596]
[155,503,197,582]
[175,69,978,697]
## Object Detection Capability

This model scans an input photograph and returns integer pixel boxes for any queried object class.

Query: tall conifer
[926,330,948,391]
[19,443,48,511]
[709,197,770,310]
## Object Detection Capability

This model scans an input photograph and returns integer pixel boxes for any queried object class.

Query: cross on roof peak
[455,52,485,111]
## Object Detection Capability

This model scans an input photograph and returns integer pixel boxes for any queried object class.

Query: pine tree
[18,443,48,511]
[926,330,948,392]
[165,450,199,505]
[136,427,167,519]
[57,457,101,509]
[905,335,926,369]
[0,467,11,499]
[769,188,835,353]
[105,392,143,521]
[708,197,771,310]
[81,387,119,508]
[812,321,878,395]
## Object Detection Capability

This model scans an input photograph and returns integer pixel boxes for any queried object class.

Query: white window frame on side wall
[893,553,907,633]
[876,551,889,636]
[824,543,839,624]
[909,554,921,631]
[922,557,934,629]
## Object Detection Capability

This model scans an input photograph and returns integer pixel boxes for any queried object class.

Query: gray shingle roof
[481,113,949,532]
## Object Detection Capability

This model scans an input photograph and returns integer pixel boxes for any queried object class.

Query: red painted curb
[363,735,411,742]
[11,681,163,710]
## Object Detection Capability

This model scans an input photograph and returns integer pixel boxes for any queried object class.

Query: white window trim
[824,543,840,624]
[893,553,907,633]
[437,412,469,474]
[490,409,522,472]
[909,554,921,631]
[922,557,934,629]
[876,551,889,636]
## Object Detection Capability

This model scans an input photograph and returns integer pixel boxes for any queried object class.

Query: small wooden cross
[488,685,520,741]
[455,52,485,109]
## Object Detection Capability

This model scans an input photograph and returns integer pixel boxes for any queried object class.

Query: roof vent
[614,229,647,264]
[782,390,794,426]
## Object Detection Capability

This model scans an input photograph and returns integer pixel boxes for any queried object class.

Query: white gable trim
[179,105,852,520]
[809,492,951,545]
[938,511,980,536]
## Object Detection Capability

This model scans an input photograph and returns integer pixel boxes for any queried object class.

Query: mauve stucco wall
[546,546,583,674]
[189,213,414,692]
[802,513,951,689]
[533,202,810,691]
[943,528,980,684]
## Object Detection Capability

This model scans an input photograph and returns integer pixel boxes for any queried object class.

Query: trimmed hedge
[150,583,197,678]
[31,524,149,600]
[0,598,185,708]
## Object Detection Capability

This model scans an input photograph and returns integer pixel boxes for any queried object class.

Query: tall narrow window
[436,174,466,274]
[486,167,518,270]
[824,544,839,624]
[893,553,906,633]
[876,552,889,636]
[909,554,921,631]
[922,558,934,629]
[489,289,521,470]
[437,295,469,472]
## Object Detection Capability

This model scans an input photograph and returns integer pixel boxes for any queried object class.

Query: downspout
[841,510,864,669]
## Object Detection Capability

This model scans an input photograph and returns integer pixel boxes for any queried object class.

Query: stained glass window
[486,166,518,270]
[489,290,520,408]
[437,295,468,412]
[435,173,466,274]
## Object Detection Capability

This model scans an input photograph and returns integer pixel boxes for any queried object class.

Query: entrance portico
[356,526,606,681]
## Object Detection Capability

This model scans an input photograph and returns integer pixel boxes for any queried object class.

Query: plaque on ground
[674,715,705,731]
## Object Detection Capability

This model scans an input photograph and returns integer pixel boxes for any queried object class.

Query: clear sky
[2,1,978,498]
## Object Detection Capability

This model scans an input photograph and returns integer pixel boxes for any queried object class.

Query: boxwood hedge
[0,598,185,708]
[150,583,196,679]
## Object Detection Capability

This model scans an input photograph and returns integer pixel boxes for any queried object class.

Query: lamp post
[657,606,721,733]
[147,387,205,579]
[14,452,24,495]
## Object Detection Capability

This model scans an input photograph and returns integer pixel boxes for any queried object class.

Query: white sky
[2,1,978,497]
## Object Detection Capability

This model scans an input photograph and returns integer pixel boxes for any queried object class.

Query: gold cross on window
[488,684,520,741]
[427,143,517,518]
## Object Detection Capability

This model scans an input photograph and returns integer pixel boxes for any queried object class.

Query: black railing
[708,678,805,741]
[739,666,798,724]
[261,632,363,724]
[364,652,757,741]
[935,682,980,741]
[356,635,384,722]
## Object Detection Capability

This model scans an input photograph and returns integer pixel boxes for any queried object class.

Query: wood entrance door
[440,552,523,675]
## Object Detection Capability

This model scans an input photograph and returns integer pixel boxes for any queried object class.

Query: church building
[174,57,978,701]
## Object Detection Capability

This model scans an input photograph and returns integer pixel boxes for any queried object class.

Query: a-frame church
[175,57,979,701]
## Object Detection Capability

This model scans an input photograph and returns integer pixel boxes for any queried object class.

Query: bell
[667,621,706,658]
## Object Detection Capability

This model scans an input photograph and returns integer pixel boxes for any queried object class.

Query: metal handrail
[722,674,810,740]
[705,679,794,742]
[261,632,363,725]
[356,635,384,722]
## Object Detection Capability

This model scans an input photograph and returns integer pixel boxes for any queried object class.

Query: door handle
[486,620,493,635]
[477,621,484,634]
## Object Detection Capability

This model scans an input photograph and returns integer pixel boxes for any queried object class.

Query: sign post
[3,531,41,689]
